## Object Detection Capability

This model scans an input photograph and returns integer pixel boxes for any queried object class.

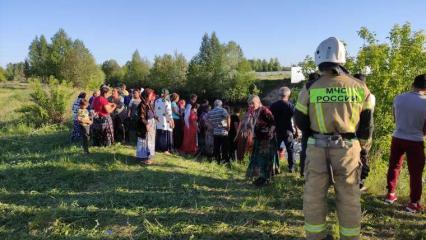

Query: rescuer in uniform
[295,37,374,240]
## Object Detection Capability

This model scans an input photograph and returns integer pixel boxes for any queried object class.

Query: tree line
[3,29,284,102]
[101,32,258,101]
[248,58,283,72]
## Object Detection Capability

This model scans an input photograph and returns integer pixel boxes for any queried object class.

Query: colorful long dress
[147,115,156,158]
[246,106,279,182]
[135,98,156,160]
[70,97,83,141]
[203,113,214,157]
[136,118,156,160]
[92,96,114,146]
[180,110,198,155]
[235,109,255,161]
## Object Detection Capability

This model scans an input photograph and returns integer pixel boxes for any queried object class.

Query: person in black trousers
[206,100,231,165]
[77,99,92,154]
[270,86,296,172]
[228,106,241,161]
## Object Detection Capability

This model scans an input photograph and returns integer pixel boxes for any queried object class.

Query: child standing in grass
[77,99,92,154]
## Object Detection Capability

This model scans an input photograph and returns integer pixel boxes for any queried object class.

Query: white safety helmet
[315,37,346,65]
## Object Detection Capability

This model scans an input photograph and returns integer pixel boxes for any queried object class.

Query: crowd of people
[70,81,304,186]
[68,37,426,240]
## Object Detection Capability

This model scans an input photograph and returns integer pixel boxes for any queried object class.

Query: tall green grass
[0,84,424,239]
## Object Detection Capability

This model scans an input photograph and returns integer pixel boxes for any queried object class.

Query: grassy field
[0,83,425,239]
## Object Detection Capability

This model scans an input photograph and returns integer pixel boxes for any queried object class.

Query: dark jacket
[135,97,152,138]
[270,99,295,135]
[254,106,276,140]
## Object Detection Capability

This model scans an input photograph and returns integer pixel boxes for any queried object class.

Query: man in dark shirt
[270,86,296,172]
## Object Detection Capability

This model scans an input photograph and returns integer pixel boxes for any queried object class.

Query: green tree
[49,29,73,80]
[149,52,188,91]
[224,41,244,70]
[23,59,32,81]
[0,66,6,82]
[28,35,51,81]
[261,59,268,72]
[249,58,281,72]
[267,58,274,71]
[272,58,281,71]
[102,59,123,86]
[224,59,256,101]
[298,55,317,78]
[256,59,262,71]
[187,32,256,101]
[60,40,104,89]
[123,50,150,88]
[5,62,26,81]
[187,32,226,98]
[353,23,426,146]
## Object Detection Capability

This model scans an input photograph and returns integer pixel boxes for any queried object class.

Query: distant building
[291,67,305,83]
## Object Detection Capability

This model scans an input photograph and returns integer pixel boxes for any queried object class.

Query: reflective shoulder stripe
[314,103,328,133]
[304,223,326,233]
[348,104,362,132]
[340,226,360,237]
[296,101,308,115]
[362,94,376,110]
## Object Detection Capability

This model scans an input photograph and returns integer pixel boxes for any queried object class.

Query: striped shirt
[207,107,229,136]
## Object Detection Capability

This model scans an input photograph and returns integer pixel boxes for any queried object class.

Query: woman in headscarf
[91,86,116,146]
[235,104,256,162]
[71,92,87,142]
[246,95,279,186]
[180,103,198,155]
[135,88,157,164]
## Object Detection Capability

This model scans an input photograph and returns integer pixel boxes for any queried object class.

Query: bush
[0,67,6,82]
[19,78,73,127]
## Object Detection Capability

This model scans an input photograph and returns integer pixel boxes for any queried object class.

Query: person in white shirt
[154,89,174,154]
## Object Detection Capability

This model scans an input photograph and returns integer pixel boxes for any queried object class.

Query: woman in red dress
[180,104,198,155]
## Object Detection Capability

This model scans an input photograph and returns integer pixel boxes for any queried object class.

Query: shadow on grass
[0,199,304,239]
[0,128,70,157]
[0,166,305,239]
[0,128,309,239]
[357,193,426,239]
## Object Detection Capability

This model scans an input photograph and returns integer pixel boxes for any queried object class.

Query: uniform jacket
[294,71,374,147]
